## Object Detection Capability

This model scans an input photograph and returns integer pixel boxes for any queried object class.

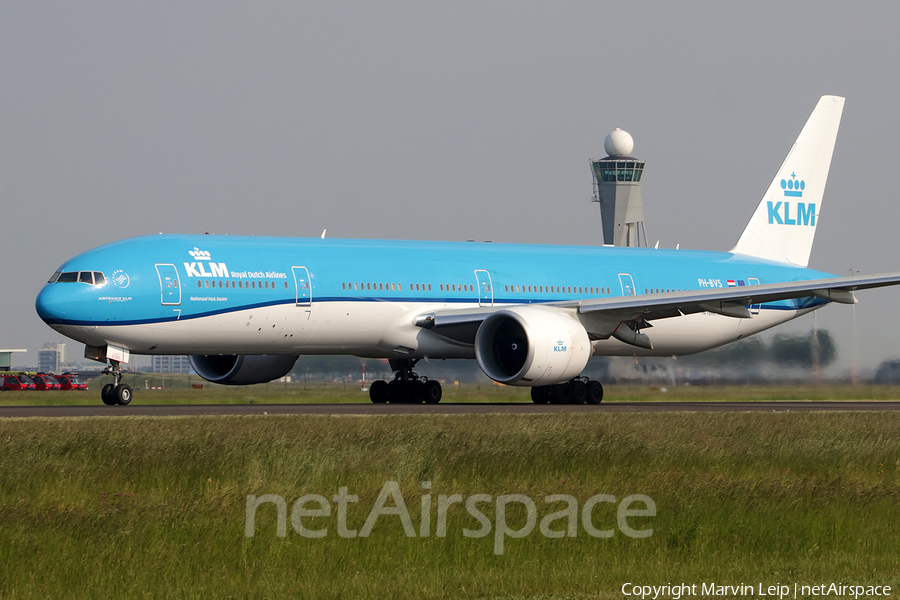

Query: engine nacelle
[474,306,592,386]
[188,354,299,385]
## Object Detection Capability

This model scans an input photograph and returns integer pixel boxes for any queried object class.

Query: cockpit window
[53,271,107,285]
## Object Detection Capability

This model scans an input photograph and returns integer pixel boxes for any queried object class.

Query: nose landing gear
[369,358,443,404]
[100,360,133,406]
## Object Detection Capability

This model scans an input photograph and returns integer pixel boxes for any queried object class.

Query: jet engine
[188,354,299,385]
[474,305,592,386]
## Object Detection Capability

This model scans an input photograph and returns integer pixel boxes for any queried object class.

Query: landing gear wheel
[101,383,116,406]
[530,386,551,404]
[412,380,426,404]
[369,380,388,403]
[552,383,572,405]
[424,380,442,404]
[386,380,402,403]
[570,380,587,405]
[586,381,604,405]
[114,384,133,406]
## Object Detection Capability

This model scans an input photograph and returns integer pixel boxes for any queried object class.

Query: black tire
[570,380,587,405]
[530,386,550,404]
[114,384,132,406]
[369,380,388,403]
[101,383,116,406]
[586,381,604,404]
[386,380,402,403]
[412,380,426,404]
[424,380,442,404]
[552,382,572,405]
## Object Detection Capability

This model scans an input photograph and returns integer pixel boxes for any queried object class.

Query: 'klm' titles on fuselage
[183,262,229,278]
[767,201,816,226]
[183,262,288,280]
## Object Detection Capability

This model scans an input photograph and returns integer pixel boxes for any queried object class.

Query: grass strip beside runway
[1,412,898,599]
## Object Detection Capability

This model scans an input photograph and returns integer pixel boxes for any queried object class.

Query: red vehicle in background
[56,374,88,391]
[32,374,62,390]
[0,375,36,391]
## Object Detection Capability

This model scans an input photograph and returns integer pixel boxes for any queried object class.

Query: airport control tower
[590,129,647,247]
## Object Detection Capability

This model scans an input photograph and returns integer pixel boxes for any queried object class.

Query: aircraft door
[475,270,493,307]
[618,273,637,296]
[748,277,761,315]
[292,266,312,306]
[155,264,181,306]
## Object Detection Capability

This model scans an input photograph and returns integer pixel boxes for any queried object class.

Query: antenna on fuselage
[321,229,327,239]
[590,129,648,247]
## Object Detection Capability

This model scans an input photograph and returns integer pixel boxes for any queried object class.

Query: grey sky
[2,2,899,371]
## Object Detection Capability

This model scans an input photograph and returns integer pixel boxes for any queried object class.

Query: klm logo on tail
[781,173,805,197]
[768,173,815,226]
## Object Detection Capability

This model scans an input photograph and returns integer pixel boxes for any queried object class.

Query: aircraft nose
[35,284,67,323]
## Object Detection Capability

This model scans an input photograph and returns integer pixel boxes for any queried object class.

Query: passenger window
[198,281,202,288]
[205,280,210,288]
[284,282,288,289]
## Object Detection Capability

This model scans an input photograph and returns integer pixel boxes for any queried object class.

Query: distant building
[0,349,27,372]
[151,355,192,374]
[38,342,66,373]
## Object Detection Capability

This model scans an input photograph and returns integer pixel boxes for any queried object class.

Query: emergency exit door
[155,264,181,305]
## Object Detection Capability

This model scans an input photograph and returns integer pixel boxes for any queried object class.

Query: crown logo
[780,172,805,197]
[189,247,212,260]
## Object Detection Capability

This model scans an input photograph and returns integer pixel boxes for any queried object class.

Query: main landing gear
[530,377,603,405]
[100,360,133,406]
[369,359,442,404]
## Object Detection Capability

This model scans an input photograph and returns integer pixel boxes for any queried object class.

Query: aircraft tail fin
[730,95,844,266]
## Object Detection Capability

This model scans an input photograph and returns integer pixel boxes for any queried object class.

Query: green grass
[1,412,899,598]
[3,375,900,405]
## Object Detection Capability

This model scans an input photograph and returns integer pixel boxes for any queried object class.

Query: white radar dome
[604,128,634,157]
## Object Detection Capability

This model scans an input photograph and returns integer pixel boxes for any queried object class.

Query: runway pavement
[2,401,900,417]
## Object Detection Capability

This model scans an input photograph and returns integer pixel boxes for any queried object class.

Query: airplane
[35,95,900,406]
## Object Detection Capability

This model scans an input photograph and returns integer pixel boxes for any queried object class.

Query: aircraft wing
[415,272,900,347]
